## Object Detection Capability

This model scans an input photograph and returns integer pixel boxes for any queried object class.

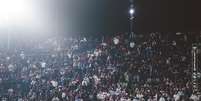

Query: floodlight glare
[0,0,31,25]
[0,0,56,37]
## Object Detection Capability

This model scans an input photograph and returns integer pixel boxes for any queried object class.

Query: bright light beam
[0,0,31,26]
[0,0,63,37]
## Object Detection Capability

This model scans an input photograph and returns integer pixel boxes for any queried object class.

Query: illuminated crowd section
[0,32,200,100]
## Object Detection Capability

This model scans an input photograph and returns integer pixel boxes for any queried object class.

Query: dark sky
[46,0,201,34]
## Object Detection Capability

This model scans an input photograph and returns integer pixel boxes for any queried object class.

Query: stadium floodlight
[129,4,135,17]
[129,8,135,15]
[0,0,31,26]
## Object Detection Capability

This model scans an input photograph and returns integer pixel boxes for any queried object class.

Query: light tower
[129,0,135,36]
[129,0,135,48]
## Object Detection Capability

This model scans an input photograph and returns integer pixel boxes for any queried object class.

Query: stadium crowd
[0,32,200,101]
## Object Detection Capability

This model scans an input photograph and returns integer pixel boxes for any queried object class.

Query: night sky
[45,0,201,34]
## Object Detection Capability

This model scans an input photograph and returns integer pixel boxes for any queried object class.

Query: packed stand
[0,32,200,101]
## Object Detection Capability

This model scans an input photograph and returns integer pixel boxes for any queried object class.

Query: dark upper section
[46,0,201,34]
